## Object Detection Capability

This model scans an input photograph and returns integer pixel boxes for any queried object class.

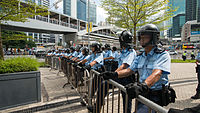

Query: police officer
[104,46,119,71]
[182,51,187,61]
[74,47,89,62]
[101,24,172,113]
[104,44,112,71]
[65,46,75,59]
[191,50,195,60]
[191,48,200,99]
[78,43,104,71]
[91,30,137,113]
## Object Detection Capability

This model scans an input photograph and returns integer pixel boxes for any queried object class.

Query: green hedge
[0,57,40,74]
[171,59,196,63]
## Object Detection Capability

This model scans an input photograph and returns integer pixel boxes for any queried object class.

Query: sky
[50,0,108,24]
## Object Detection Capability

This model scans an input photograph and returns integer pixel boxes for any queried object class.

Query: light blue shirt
[86,53,104,70]
[196,51,200,61]
[111,51,120,61]
[118,48,137,68]
[64,53,70,56]
[129,47,171,90]
[104,50,112,61]
[72,51,79,57]
[79,55,88,61]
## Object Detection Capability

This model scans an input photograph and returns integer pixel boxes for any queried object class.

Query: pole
[88,0,90,49]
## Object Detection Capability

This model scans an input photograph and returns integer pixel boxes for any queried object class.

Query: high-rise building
[63,0,71,16]
[37,0,50,7]
[77,0,87,21]
[172,14,185,37]
[86,0,97,24]
[167,0,185,38]
[186,0,197,22]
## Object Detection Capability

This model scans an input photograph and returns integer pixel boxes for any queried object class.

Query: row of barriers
[45,56,169,113]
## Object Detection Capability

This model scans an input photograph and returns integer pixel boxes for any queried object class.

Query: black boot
[191,91,200,99]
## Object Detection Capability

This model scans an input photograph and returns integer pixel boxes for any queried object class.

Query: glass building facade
[77,0,87,21]
[172,14,185,37]
[63,0,71,16]
[169,0,185,15]
[186,0,197,22]
[86,1,97,24]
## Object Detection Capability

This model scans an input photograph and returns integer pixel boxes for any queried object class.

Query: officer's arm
[117,68,134,78]
[115,63,129,72]
[89,61,97,67]
[144,69,162,87]
[79,59,87,64]
[104,56,114,60]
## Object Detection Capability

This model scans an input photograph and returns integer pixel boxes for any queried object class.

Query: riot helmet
[75,45,81,51]
[90,43,101,53]
[65,48,70,53]
[81,47,89,56]
[70,46,75,52]
[118,30,133,48]
[104,44,111,50]
[137,24,160,47]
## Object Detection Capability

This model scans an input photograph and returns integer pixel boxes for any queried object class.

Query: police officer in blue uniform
[90,31,137,113]
[74,47,89,62]
[191,48,200,99]
[78,43,104,71]
[104,44,113,71]
[101,24,175,113]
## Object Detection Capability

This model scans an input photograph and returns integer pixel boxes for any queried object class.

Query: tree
[101,0,177,47]
[2,30,35,50]
[0,0,48,59]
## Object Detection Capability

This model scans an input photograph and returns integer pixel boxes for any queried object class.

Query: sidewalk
[1,63,200,113]
[0,68,87,113]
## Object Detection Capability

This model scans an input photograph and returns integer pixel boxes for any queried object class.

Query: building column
[59,14,61,25]
[68,17,70,27]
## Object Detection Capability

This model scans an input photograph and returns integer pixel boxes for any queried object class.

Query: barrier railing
[46,56,169,113]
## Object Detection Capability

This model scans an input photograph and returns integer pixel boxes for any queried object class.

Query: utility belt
[196,65,200,73]
[104,61,118,65]
[146,84,176,106]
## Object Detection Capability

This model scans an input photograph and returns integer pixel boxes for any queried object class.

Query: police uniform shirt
[64,53,70,56]
[72,51,79,57]
[118,48,137,68]
[111,51,120,61]
[47,53,51,55]
[85,53,104,70]
[129,47,171,90]
[79,54,88,61]
[196,51,200,61]
[104,50,112,58]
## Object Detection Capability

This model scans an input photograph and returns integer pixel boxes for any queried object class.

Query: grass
[171,59,196,63]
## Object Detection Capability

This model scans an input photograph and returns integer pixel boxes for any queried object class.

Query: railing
[46,56,169,113]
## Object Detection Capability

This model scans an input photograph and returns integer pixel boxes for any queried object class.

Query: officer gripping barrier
[47,56,169,113]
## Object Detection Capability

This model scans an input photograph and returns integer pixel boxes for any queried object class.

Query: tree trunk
[0,25,4,60]
[133,24,137,50]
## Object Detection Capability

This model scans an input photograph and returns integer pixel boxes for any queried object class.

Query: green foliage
[0,0,49,23]
[101,0,177,44]
[0,57,39,74]
[38,62,49,67]
[171,59,196,63]
[3,40,36,49]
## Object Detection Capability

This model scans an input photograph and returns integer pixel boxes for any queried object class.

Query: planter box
[0,71,41,110]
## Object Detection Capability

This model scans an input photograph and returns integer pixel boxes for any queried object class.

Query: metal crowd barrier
[48,56,169,113]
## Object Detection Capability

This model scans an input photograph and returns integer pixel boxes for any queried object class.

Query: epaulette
[154,47,165,54]
[137,51,144,56]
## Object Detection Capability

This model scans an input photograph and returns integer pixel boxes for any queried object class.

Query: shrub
[0,57,40,74]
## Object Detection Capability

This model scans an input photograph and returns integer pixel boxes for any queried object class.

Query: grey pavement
[1,63,200,113]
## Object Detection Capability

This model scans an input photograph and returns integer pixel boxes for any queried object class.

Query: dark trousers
[96,77,133,113]
[196,65,200,92]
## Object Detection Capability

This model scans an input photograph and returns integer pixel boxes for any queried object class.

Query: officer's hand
[125,82,149,99]
[83,65,91,71]
[72,63,78,67]
[100,71,118,80]
[77,62,83,67]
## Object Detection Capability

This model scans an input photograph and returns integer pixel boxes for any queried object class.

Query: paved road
[1,63,200,113]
